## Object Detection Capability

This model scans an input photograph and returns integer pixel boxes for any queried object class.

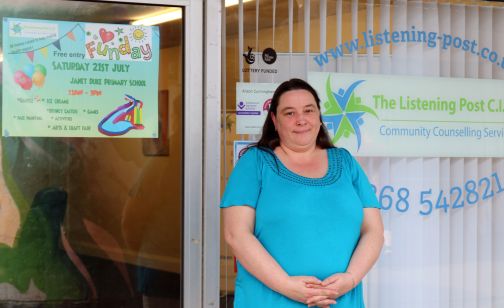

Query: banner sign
[236,82,276,134]
[309,72,504,157]
[2,17,160,138]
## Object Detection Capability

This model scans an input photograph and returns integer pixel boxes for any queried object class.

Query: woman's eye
[285,112,294,116]
[305,109,314,113]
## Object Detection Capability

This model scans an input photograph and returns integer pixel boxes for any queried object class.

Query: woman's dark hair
[255,78,334,150]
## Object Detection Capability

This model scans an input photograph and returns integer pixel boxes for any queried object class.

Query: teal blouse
[221,147,380,308]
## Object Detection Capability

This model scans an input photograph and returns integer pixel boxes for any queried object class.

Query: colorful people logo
[98,94,145,136]
[322,76,378,150]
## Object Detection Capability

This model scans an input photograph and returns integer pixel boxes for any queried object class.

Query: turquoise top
[221,147,380,308]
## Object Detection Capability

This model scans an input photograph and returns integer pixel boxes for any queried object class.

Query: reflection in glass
[0,1,183,307]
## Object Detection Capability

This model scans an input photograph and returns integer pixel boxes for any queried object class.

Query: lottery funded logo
[243,46,255,64]
[262,47,277,65]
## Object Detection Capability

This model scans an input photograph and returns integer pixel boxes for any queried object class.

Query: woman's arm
[223,205,337,305]
[307,208,384,307]
[345,207,384,284]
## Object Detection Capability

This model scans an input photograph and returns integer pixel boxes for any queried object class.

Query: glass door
[0,0,186,306]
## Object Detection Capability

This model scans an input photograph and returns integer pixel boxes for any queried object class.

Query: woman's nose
[295,115,306,125]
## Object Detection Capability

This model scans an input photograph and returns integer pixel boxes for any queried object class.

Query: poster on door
[235,82,276,134]
[2,17,160,138]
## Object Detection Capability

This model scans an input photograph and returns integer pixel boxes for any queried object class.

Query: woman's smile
[271,89,322,151]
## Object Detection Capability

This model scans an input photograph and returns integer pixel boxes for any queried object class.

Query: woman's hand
[306,293,338,308]
[279,276,337,306]
[305,272,355,307]
[321,272,356,294]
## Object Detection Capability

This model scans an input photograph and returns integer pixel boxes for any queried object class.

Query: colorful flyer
[235,82,277,134]
[309,72,504,157]
[2,17,160,138]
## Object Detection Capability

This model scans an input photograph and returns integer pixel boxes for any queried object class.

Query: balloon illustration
[14,64,47,90]
[32,71,45,87]
[14,70,33,90]
[34,64,47,76]
[22,64,35,78]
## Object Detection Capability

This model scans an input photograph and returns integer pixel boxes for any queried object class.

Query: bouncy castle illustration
[98,95,144,136]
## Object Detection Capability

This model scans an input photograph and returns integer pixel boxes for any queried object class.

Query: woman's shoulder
[239,145,265,158]
[236,146,272,165]
[327,147,354,166]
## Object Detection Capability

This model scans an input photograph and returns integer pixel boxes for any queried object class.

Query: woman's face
[271,89,322,151]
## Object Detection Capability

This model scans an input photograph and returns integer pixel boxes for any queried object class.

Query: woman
[221,78,384,308]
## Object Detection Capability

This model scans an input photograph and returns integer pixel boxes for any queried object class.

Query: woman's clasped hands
[286,272,355,308]
[279,276,337,308]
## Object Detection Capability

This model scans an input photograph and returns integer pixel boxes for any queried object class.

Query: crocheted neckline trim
[261,148,342,186]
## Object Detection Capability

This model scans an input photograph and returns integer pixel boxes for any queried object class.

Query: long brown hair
[255,78,334,150]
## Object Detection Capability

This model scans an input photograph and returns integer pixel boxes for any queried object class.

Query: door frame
[100,1,221,307]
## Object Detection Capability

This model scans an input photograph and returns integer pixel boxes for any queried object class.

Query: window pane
[0,1,183,307]
[221,1,504,307]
